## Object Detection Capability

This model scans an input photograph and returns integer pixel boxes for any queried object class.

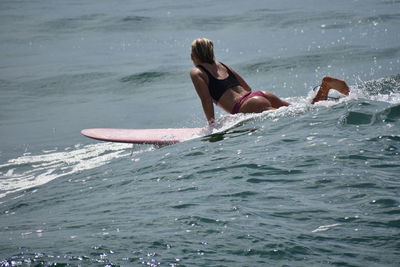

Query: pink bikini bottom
[231,91,268,114]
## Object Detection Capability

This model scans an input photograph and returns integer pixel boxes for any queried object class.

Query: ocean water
[1,0,400,266]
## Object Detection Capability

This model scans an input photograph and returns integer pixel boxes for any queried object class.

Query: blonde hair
[191,38,215,64]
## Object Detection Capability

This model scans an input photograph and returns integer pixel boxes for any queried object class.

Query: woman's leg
[260,91,291,108]
[312,76,350,104]
[238,96,276,113]
[237,76,349,114]
[237,91,288,113]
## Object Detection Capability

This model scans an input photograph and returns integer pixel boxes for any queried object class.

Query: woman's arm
[190,68,215,125]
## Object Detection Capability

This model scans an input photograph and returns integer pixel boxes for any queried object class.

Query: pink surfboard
[81,128,206,145]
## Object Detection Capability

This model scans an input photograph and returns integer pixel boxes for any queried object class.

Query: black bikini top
[196,62,241,102]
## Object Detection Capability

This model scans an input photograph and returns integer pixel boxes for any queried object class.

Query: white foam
[0,142,152,199]
[209,94,336,132]
[207,77,400,137]
[354,76,400,104]
[312,223,342,233]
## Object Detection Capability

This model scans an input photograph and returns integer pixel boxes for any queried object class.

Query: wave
[101,15,158,32]
[2,72,115,98]
[356,74,400,96]
[0,143,152,200]
[321,13,400,29]
[278,12,354,29]
[181,9,355,31]
[338,103,400,126]
[205,74,400,138]
[121,15,151,22]
[120,71,171,84]
[33,8,378,35]
[38,13,106,33]
[14,0,400,38]
[1,74,398,200]
[381,0,400,4]
[240,47,400,74]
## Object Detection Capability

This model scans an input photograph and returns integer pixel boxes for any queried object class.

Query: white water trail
[0,143,153,200]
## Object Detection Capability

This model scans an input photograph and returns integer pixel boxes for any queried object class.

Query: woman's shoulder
[216,61,234,74]
[190,66,202,76]
[190,66,209,84]
[190,64,210,77]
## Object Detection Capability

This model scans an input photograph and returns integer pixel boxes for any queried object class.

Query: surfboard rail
[81,128,206,145]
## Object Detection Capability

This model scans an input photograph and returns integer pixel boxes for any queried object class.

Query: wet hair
[191,38,215,64]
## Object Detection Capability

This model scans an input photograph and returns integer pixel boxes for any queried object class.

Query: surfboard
[81,128,207,145]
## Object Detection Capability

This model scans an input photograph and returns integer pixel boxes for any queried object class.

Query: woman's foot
[312,76,350,104]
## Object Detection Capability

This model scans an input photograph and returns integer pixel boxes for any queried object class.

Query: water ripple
[120,71,171,84]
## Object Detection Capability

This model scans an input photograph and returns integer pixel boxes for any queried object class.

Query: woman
[190,38,350,125]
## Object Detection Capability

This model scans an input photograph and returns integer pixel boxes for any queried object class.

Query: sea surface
[1,0,400,266]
